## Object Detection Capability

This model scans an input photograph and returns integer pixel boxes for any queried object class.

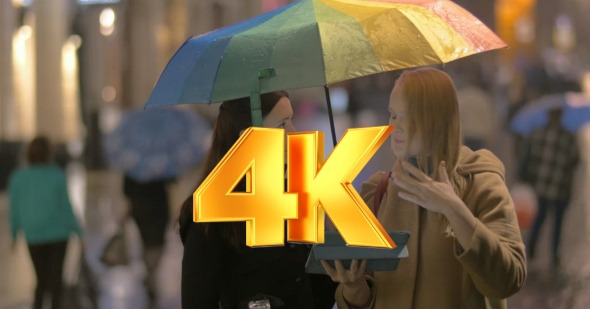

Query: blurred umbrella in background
[145,0,506,145]
[103,108,211,182]
[510,92,590,135]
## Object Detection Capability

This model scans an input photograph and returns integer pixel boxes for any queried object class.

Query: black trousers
[27,240,68,309]
[527,197,569,263]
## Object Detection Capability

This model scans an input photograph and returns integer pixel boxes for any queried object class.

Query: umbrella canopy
[146,0,505,108]
[145,0,505,146]
[510,93,590,135]
[103,108,211,182]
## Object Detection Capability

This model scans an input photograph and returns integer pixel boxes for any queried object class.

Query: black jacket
[181,218,336,309]
[180,175,336,309]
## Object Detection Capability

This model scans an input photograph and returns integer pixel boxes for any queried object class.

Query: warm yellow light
[100,8,116,36]
[101,86,117,103]
[12,25,36,139]
[62,36,82,140]
[63,36,81,72]
[17,25,32,40]
[552,15,576,52]
[100,8,116,27]
[12,0,31,8]
[70,35,83,49]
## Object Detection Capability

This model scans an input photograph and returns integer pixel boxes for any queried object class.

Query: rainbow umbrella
[145,0,505,144]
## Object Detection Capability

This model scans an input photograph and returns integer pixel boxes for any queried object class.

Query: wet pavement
[0,162,199,309]
[507,155,590,309]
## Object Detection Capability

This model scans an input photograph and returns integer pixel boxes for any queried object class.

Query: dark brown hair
[178,91,289,248]
[26,136,53,165]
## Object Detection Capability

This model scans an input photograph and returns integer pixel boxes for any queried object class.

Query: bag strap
[374,172,391,215]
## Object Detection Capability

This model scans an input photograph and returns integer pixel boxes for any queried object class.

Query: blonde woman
[322,68,526,309]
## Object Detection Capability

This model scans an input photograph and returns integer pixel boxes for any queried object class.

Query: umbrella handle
[250,68,276,127]
[250,90,263,127]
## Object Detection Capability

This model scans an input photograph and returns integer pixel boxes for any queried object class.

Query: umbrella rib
[208,1,301,103]
[392,7,445,64]
[207,39,240,104]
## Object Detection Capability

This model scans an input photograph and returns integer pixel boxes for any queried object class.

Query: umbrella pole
[324,85,337,147]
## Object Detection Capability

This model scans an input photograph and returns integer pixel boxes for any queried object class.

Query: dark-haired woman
[179,91,336,308]
[8,136,83,309]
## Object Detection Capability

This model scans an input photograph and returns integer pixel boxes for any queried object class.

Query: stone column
[76,4,126,168]
[0,2,17,140]
[186,0,213,35]
[166,0,188,58]
[122,0,167,109]
[77,5,126,112]
[33,0,70,142]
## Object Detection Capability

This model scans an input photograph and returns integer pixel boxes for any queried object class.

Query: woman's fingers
[321,259,367,283]
[398,190,422,205]
[349,259,359,275]
[360,259,368,274]
[392,173,419,194]
[334,259,347,275]
[393,159,402,170]
[320,260,337,279]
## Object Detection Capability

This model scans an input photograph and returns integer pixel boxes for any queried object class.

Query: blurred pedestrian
[178,91,337,309]
[508,57,552,127]
[519,108,579,270]
[8,135,83,309]
[456,65,497,151]
[122,175,172,302]
[321,68,526,309]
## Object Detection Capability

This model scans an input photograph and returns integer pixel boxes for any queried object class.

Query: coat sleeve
[454,171,527,299]
[334,276,377,309]
[182,223,224,308]
[333,172,384,309]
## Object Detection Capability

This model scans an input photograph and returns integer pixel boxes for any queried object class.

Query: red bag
[510,183,538,230]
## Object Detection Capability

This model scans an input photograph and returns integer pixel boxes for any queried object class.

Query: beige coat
[335,147,526,309]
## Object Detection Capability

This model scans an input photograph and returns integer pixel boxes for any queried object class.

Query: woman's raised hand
[391,160,464,216]
[392,159,477,248]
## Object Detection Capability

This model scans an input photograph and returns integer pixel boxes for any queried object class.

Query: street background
[2,0,590,308]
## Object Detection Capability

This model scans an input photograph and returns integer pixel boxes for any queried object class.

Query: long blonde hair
[395,68,466,232]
